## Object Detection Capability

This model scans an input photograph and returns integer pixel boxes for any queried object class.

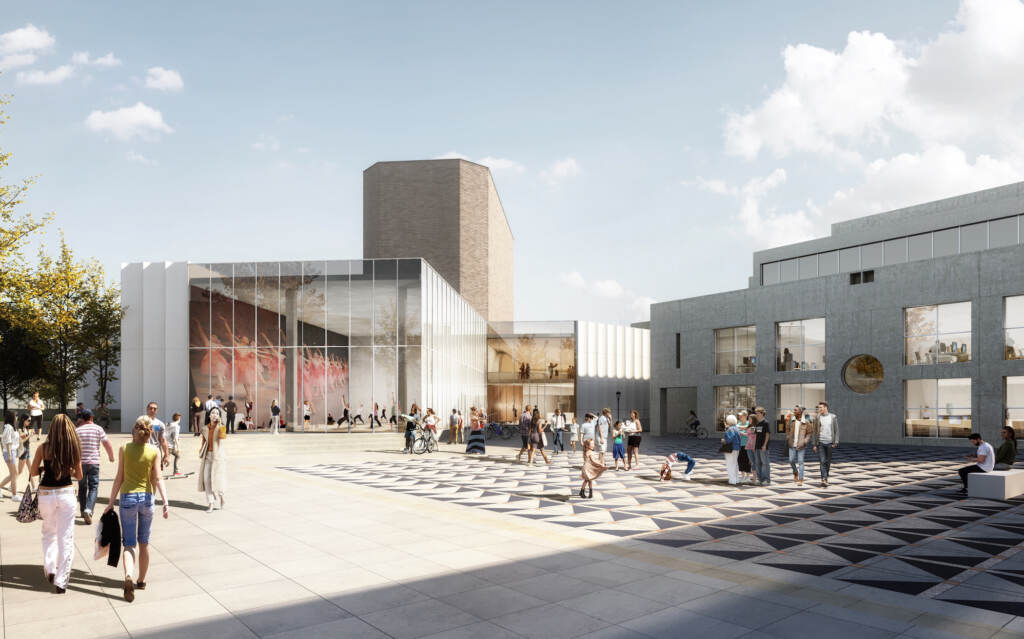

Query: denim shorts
[120,492,154,547]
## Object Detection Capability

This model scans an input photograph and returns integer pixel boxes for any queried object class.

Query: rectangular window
[990,216,1019,249]
[905,302,971,365]
[762,262,780,286]
[781,259,799,283]
[861,242,883,269]
[908,233,932,261]
[839,247,860,273]
[799,255,817,279]
[818,251,839,276]
[715,326,756,374]
[884,238,907,265]
[775,383,825,433]
[1006,296,1024,360]
[959,222,987,253]
[675,333,680,369]
[1008,376,1024,438]
[933,228,958,257]
[714,385,756,431]
[905,378,971,438]
[776,318,826,371]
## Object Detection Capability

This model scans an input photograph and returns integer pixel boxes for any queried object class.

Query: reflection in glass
[256,262,281,349]
[842,355,883,393]
[398,259,422,345]
[350,261,373,347]
[233,263,256,346]
[325,261,350,348]
[374,260,398,346]
[188,264,211,348]
[300,261,326,347]
[1006,296,1024,360]
[905,302,971,364]
[905,378,971,438]
[1008,376,1024,437]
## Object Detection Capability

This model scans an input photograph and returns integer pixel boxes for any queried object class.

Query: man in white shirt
[785,406,811,486]
[812,401,839,487]
[959,433,995,494]
[581,413,597,448]
[550,408,566,455]
[596,408,612,463]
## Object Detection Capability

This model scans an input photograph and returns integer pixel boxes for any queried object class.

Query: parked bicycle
[485,422,515,440]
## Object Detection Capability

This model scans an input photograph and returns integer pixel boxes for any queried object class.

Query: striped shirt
[76,422,108,465]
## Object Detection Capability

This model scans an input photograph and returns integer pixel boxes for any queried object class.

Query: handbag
[718,441,732,454]
[16,485,40,523]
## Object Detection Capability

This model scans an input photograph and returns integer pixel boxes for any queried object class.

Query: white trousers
[202,458,221,505]
[271,416,280,434]
[724,450,740,485]
[39,487,76,589]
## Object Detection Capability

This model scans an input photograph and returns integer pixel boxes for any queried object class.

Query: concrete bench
[968,470,1024,500]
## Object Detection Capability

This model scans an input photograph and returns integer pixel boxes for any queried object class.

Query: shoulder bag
[16,485,40,523]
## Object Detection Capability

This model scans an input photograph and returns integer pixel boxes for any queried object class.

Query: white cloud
[0,24,55,55]
[434,151,469,160]
[17,65,73,85]
[0,53,36,71]
[478,156,526,173]
[541,157,581,185]
[125,150,157,166]
[557,271,653,320]
[84,102,173,141]
[251,134,280,152]
[559,271,587,289]
[72,51,122,67]
[144,66,184,92]
[591,279,625,298]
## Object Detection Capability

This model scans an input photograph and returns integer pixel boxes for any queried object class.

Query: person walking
[722,414,742,485]
[736,410,753,482]
[958,433,995,493]
[190,397,203,436]
[270,400,281,434]
[597,408,612,464]
[1,412,20,500]
[448,409,460,445]
[31,414,83,593]
[198,408,227,512]
[569,414,580,454]
[75,409,115,523]
[166,413,182,475]
[16,414,32,490]
[579,439,606,499]
[751,406,772,486]
[995,426,1018,470]
[516,404,532,463]
[28,391,44,440]
[811,401,839,487]
[527,408,551,465]
[466,407,486,454]
[224,396,237,435]
[625,410,643,470]
[104,415,169,602]
[144,402,169,472]
[786,405,811,486]
[550,408,566,455]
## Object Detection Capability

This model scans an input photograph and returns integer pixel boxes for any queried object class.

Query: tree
[28,235,97,413]
[0,314,45,412]
[82,276,123,413]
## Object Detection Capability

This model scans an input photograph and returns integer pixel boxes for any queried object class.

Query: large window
[776,318,825,371]
[905,378,971,438]
[1006,296,1024,360]
[715,326,756,374]
[905,302,971,365]
[776,383,825,433]
[1008,377,1024,438]
[714,385,756,431]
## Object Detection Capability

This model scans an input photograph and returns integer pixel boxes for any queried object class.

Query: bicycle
[685,421,709,439]
[413,424,438,454]
[484,422,515,440]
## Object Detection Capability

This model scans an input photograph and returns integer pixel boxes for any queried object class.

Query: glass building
[186,259,485,428]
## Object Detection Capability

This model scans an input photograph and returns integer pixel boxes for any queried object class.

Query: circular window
[842,354,884,393]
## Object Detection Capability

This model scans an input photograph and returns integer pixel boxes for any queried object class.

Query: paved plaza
[0,431,1023,638]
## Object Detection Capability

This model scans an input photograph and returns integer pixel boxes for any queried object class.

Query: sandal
[136,581,146,590]
[124,577,135,602]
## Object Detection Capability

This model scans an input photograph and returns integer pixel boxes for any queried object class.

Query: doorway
[661,387,697,434]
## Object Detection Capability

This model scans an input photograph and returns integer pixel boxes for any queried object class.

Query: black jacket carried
[99,510,121,567]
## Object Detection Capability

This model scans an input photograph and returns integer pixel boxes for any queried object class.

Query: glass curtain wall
[905,378,972,438]
[487,321,577,422]
[1006,296,1024,360]
[715,326,756,374]
[1007,377,1024,437]
[905,302,972,365]
[187,259,454,430]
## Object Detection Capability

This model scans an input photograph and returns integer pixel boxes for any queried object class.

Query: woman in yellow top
[198,407,227,512]
[105,415,169,603]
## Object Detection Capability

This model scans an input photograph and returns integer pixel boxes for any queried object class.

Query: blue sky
[8,0,1024,323]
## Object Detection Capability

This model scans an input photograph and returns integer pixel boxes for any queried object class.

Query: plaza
[1,431,1023,638]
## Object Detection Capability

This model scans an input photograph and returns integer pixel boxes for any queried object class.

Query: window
[715,385,756,431]
[776,318,825,371]
[1006,296,1024,360]
[762,262,780,286]
[933,228,957,257]
[781,259,799,283]
[1008,377,1024,438]
[776,383,825,433]
[905,302,971,365]
[715,326,756,374]
[905,378,971,438]
[675,333,680,369]
[861,242,883,268]
[884,238,907,265]
[990,216,1019,249]
[908,233,931,261]
[959,222,987,253]
[839,247,860,273]
[849,272,861,285]
[799,255,817,279]
[862,270,874,283]
[843,354,883,393]
[818,251,838,275]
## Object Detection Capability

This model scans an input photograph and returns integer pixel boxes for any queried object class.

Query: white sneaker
[683,473,692,481]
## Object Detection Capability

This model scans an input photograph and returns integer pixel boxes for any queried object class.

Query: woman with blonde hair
[198,407,227,512]
[190,396,203,436]
[104,415,169,602]
[30,414,83,593]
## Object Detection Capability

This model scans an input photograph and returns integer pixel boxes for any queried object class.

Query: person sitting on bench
[958,432,994,494]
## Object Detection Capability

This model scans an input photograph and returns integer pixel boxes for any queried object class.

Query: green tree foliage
[82,277,123,411]
[0,315,46,413]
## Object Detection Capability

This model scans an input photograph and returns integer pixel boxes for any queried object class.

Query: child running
[611,421,627,470]
[660,451,696,481]
[579,439,607,499]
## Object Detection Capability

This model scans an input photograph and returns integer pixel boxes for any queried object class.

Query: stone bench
[968,469,1024,500]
